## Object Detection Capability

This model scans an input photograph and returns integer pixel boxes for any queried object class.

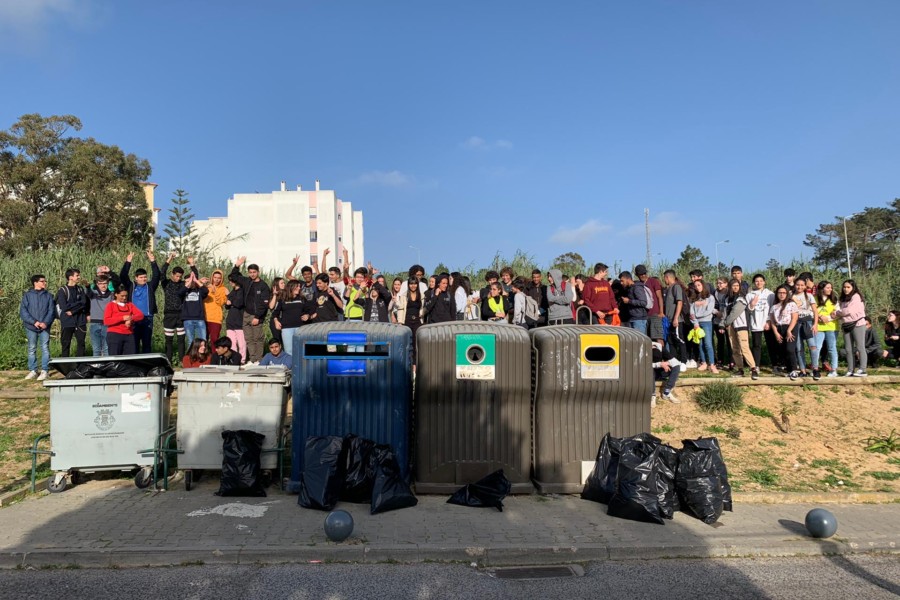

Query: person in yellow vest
[343,267,370,321]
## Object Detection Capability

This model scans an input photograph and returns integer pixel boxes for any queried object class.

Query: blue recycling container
[288,322,413,491]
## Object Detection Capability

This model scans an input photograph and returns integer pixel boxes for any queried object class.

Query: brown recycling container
[415,322,533,493]
[531,325,652,493]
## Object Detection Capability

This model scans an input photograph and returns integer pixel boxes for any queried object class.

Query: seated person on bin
[182,339,211,368]
[211,336,242,366]
[259,339,292,367]
[651,340,681,404]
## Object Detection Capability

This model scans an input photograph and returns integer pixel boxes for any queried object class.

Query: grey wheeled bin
[173,365,291,491]
[415,322,533,493]
[531,326,653,493]
[40,354,174,493]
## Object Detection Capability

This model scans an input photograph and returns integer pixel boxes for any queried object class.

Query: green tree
[162,189,200,257]
[803,200,900,273]
[549,251,587,277]
[672,245,714,277]
[0,113,153,255]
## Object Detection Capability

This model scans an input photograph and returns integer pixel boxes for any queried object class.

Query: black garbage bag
[607,434,664,524]
[340,434,377,503]
[297,436,345,510]
[370,445,418,515]
[447,469,511,512]
[147,365,174,378]
[65,362,102,379]
[676,438,729,524]
[216,430,266,497]
[699,437,733,512]
[96,361,148,378]
[655,443,680,519]
[581,433,623,504]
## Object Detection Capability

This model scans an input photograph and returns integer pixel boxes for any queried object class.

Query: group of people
[19,249,900,387]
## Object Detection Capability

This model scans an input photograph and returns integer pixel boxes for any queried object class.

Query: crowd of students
[18,249,900,385]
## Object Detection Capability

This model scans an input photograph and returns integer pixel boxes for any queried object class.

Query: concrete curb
[0,478,48,507]
[677,375,900,387]
[2,539,897,569]
[733,492,900,504]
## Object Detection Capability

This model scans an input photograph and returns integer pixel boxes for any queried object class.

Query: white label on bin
[581,460,594,485]
[580,364,619,380]
[456,365,496,380]
[121,392,151,413]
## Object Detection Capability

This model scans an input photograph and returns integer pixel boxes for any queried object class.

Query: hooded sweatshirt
[204,270,229,324]
[546,269,574,322]
[86,284,115,322]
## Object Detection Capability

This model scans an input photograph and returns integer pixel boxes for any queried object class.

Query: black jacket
[211,350,242,366]
[178,285,210,320]
[363,283,392,322]
[225,287,245,329]
[424,288,456,324]
[481,295,511,321]
[160,264,199,315]
[230,266,271,319]
[120,260,162,315]
[55,284,88,328]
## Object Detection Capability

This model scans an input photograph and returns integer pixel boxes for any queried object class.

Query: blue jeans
[282,327,298,359]
[26,328,50,372]
[89,323,108,356]
[628,319,648,335]
[816,330,838,370]
[697,321,715,365]
[183,320,207,347]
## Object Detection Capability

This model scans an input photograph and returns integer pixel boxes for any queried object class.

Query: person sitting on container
[182,339,212,368]
[651,340,681,405]
[259,339,292,367]
[211,337,242,366]
[103,284,145,356]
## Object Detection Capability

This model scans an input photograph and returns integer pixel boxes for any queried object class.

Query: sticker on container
[456,333,496,380]
[121,392,152,413]
[581,460,595,485]
[579,333,620,379]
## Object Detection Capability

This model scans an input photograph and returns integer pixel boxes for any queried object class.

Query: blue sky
[2,1,898,273]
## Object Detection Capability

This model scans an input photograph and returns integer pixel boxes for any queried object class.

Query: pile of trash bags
[216,429,267,497]
[297,434,418,515]
[582,433,732,525]
[64,360,173,379]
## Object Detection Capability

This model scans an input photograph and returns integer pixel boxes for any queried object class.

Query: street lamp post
[841,216,854,278]
[767,243,781,266]
[715,240,730,276]
[408,245,421,266]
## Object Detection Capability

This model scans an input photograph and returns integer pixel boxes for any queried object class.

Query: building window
[338,235,342,242]
[310,255,318,265]
[310,231,317,242]
[310,207,317,217]
[337,213,341,220]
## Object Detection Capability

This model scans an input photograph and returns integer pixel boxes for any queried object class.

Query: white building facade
[192,180,364,274]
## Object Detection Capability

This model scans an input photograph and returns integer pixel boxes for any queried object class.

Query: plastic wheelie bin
[40,354,174,493]
[288,322,412,492]
[531,325,652,493]
[414,322,533,493]
[173,365,291,491]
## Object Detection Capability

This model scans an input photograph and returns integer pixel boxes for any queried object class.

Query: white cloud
[549,219,612,244]
[0,0,98,52]
[355,170,414,187]
[0,0,89,30]
[461,136,513,151]
[622,211,693,237]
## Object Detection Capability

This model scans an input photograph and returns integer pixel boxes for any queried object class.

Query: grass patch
[888,457,900,466]
[652,424,675,434]
[747,405,774,418]
[768,440,787,447]
[863,471,900,481]
[820,474,860,489]
[772,386,790,396]
[862,430,900,454]
[810,458,853,478]
[705,425,727,434]
[695,382,745,414]
[878,395,892,402]
[746,468,779,487]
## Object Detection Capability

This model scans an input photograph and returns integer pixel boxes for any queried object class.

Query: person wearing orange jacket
[202,269,228,342]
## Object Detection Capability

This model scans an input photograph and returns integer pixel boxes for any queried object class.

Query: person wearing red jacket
[580,263,618,325]
[104,285,145,356]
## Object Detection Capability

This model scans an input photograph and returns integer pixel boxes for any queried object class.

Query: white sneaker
[663,391,681,404]
[686,360,698,369]
[853,369,867,377]
[650,394,657,408]
[826,371,838,378]
[37,370,48,381]
[24,371,37,380]
[843,371,855,377]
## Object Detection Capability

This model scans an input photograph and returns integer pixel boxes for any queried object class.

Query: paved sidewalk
[0,478,897,568]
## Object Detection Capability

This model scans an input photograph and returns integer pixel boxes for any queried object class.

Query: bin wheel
[70,471,82,486]
[47,475,68,494]
[134,468,153,489]
[184,470,192,492]
[261,470,272,488]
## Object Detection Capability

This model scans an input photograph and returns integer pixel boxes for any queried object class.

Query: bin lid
[173,365,290,384]
[49,353,173,377]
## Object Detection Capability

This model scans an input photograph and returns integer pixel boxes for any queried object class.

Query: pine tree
[162,189,199,257]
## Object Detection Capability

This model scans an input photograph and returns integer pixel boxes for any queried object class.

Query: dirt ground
[1,375,899,496]
[651,383,900,493]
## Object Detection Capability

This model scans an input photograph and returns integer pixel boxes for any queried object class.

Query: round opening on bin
[583,346,616,363]
[465,344,486,365]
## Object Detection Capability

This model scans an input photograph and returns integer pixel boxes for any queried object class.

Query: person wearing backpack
[510,277,540,329]
[56,268,88,357]
[618,271,650,335]
[546,269,575,325]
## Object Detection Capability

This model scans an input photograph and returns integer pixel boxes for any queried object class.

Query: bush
[695,382,746,414]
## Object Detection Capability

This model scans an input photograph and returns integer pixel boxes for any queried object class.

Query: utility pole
[645,208,651,268]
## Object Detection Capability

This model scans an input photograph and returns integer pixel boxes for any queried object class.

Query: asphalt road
[2,555,899,599]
